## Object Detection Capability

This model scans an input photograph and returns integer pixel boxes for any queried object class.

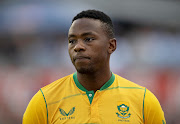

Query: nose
[74,41,85,52]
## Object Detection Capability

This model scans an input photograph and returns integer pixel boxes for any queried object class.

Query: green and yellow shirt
[23,72,166,124]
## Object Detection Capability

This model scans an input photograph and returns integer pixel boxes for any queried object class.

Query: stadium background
[0,0,180,123]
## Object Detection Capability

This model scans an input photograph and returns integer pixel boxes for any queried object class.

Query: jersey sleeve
[23,90,48,124]
[144,88,166,124]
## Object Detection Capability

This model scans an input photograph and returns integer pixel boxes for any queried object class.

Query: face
[68,18,116,74]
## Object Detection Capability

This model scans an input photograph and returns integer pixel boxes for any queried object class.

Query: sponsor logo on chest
[59,107,75,120]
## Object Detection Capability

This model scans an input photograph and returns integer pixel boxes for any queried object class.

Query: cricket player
[23,9,166,124]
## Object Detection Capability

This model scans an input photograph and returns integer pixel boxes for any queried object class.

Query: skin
[68,18,116,92]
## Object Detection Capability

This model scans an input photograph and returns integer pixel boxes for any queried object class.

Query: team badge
[116,102,131,119]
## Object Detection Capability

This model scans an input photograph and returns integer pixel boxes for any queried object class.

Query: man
[23,10,166,124]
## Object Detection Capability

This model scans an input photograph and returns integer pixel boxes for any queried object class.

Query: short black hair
[72,10,114,38]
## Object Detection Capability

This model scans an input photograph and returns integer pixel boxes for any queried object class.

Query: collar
[73,72,115,92]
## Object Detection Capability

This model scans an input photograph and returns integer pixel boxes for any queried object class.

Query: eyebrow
[68,34,76,39]
[81,32,94,37]
[68,32,95,39]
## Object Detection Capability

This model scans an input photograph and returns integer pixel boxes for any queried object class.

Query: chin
[76,67,94,74]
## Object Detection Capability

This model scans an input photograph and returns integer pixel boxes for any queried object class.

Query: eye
[84,37,94,42]
[69,39,76,44]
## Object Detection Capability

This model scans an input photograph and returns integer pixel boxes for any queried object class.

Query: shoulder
[112,74,146,101]
[144,89,166,123]
[41,73,74,93]
[39,73,75,104]
[144,89,163,110]
[114,73,145,90]
[23,90,47,124]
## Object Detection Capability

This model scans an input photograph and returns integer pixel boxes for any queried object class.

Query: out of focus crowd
[0,1,180,124]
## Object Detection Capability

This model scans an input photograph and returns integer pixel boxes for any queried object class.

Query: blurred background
[0,0,180,123]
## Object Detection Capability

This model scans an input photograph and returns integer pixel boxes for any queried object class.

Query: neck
[76,68,112,92]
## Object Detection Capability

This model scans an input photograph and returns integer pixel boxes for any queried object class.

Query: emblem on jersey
[59,107,75,116]
[59,107,75,120]
[116,102,131,119]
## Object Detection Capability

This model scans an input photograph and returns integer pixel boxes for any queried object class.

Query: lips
[73,56,90,62]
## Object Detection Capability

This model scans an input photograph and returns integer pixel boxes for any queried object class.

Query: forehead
[68,18,104,36]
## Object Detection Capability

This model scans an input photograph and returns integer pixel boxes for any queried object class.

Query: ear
[108,38,116,54]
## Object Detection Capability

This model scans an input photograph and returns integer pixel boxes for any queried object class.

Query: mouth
[73,56,90,62]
